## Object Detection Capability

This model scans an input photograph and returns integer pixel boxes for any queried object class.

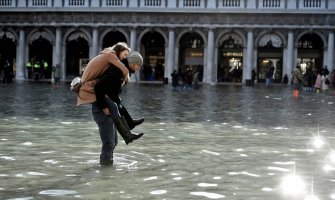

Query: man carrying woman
[77,42,144,166]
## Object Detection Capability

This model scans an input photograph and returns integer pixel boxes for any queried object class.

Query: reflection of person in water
[265,66,275,87]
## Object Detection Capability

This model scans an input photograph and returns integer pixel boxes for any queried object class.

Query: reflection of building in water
[0,0,334,84]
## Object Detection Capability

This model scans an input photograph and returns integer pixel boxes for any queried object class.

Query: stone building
[0,0,334,84]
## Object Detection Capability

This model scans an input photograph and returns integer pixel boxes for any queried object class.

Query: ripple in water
[7,197,34,200]
[39,189,78,196]
[150,190,167,195]
[190,191,225,199]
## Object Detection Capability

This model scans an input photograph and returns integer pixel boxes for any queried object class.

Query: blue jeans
[91,98,121,161]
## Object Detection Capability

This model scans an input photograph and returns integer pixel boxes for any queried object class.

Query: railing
[303,0,321,7]
[106,0,123,6]
[222,0,240,7]
[0,0,12,6]
[262,0,280,7]
[0,0,329,10]
[145,0,161,6]
[183,0,200,7]
[69,0,85,6]
[32,0,48,6]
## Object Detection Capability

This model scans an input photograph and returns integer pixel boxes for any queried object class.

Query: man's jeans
[91,98,120,161]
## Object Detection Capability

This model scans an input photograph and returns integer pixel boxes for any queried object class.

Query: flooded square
[1,82,335,200]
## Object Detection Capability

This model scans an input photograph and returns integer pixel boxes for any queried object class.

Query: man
[77,42,144,165]
[94,51,144,165]
[292,64,304,97]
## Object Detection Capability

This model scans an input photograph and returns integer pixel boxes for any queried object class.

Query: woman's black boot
[119,105,144,130]
[113,116,144,145]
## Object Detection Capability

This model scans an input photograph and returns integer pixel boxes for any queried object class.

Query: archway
[0,32,16,78]
[140,31,165,81]
[179,32,204,85]
[29,37,52,79]
[217,33,243,83]
[297,33,324,74]
[102,31,127,48]
[257,33,283,83]
[66,32,89,77]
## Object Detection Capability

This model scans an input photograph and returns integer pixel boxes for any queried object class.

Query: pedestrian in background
[282,74,288,86]
[321,72,330,93]
[314,70,322,93]
[251,69,256,87]
[52,64,61,88]
[265,66,275,87]
[171,69,179,88]
[292,65,304,98]
[2,60,12,84]
[193,68,199,90]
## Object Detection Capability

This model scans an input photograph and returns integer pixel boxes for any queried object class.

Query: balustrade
[222,0,240,7]
[145,0,161,6]
[0,0,328,10]
[183,0,200,7]
[304,0,321,7]
[0,0,11,6]
[262,0,280,7]
[69,0,85,6]
[32,0,47,6]
[106,0,123,6]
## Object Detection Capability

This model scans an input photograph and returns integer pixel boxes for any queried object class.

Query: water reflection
[0,82,335,199]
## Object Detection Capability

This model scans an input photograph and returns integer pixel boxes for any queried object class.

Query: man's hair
[111,42,131,57]
[127,51,143,66]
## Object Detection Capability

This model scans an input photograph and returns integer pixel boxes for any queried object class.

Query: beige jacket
[76,48,128,106]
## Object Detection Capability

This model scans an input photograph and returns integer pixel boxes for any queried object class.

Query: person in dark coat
[171,69,179,88]
[2,60,12,84]
[94,51,144,166]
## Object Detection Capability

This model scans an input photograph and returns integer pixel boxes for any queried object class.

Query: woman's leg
[106,98,143,145]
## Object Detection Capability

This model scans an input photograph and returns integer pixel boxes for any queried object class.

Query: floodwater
[1,81,335,200]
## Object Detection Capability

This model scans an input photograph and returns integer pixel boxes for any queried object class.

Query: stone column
[130,28,137,50]
[286,31,294,80]
[61,45,66,80]
[327,31,334,70]
[166,29,175,83]
[55,28,62,65]
[206,28,214,84]
[130,28,139,82]
[245,30,254,82]
[52,27,62,82]
[90,27,98,59]
[16,30,25,80]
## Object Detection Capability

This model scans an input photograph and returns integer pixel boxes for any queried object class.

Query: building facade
[0,0,334,84]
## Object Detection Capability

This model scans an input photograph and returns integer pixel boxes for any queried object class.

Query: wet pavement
[1,81,335,200]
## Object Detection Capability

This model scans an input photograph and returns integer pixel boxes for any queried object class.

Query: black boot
[119,105,144,130]
[113,117,144,145]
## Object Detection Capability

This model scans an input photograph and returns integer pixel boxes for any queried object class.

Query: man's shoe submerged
[100,159,113,166]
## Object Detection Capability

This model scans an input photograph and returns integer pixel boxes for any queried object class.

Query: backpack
[70,77,82,94]
[325,78,330,85]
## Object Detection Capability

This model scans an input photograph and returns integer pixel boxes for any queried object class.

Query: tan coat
[76,48,129,106]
